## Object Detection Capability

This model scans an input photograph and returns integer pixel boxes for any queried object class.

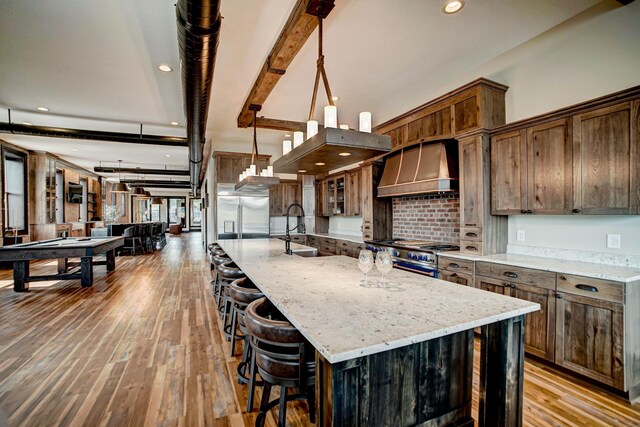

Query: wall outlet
[607,234,621,249]
[517,229,526,242]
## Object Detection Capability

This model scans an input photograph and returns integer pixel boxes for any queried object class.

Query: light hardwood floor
[0,233,638,426]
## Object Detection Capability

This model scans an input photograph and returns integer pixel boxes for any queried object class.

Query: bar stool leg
[229,304,239,356]
[247,347,258,412]
[278,385,287,427]
[256,383,272,427]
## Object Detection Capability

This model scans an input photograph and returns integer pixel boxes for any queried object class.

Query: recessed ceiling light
[338,152,351,157]
[22,122,32,125]
[285,134,291,137]
[165,154,171,157]
[170,121,179,126]
[443,0,464,14]
[158,64,173,72]
[71,148,79,152]
[36,106,49,112]
[332,96,340,101]
[315,162,325,166]
[298,169,307,173]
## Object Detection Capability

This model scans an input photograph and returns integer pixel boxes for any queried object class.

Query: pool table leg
[58,258,68,274]
[106,249,116,272]
[13,261,29,292]
[80,257,93,287]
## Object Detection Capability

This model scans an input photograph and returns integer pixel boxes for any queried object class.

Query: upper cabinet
[573,102,639,215]
[375,78,508,150]
[215,152,271,184]
[269,180,302,217]
[490,91,640,215]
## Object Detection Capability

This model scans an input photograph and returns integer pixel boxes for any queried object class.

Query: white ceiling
[0,0,602,181]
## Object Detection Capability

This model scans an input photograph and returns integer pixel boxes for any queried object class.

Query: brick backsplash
[392,193,460,243]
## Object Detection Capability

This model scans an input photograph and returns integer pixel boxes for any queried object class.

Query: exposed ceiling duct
[94,166,189,176]
[176,0,222,195]
[377,140,459,197]
[0,122,187,147]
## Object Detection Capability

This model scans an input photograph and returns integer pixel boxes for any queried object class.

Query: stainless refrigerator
[216,184,270,240]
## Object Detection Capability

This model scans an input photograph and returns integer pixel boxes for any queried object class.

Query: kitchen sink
[291,249,318,257]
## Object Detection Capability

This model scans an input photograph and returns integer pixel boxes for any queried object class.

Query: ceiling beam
[121,180,191,188]
[94,167,189,176]
[256,117,309,132]
[616,0,635,4]
[236,0,335,128]
[0,123,187,147]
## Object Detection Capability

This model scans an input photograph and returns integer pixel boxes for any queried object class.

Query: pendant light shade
[132,187,146,196]
[111,182,129,193]
[151,197,164,205]
[112,160,129,192]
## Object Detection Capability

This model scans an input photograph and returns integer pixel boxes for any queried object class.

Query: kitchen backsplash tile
[393,193,460,243]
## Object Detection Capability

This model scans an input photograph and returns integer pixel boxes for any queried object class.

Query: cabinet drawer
[321,237,336,246]
[337,240,350,249]
[438,256,474,273]
[557,274,623,304]
[439,270,474,287]
[475,262,555,290]
[307,236,319,247]
[460,227,482,242]
[320,243,336,254]
[460,240,483,255]
[291,235,306,244]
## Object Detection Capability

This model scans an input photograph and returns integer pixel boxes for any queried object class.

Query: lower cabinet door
[476,275,511,295]
[555,292,624,389]
[511,282,556,361]
[438,270,473,287]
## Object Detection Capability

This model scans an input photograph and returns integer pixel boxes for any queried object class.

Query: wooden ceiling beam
[236,0,335,128]
[256,117,309,132]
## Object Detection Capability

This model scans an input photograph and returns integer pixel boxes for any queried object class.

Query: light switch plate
[517,230,526,242]
[607,234,621,249]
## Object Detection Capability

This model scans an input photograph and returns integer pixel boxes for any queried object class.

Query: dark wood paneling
[460,136,483,227]
[454,96,479,134]
[511,282,556,361]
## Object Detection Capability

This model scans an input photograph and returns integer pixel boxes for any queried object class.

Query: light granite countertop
[271,231,365,244]
[218,239,539,364]
[439,252,640,283]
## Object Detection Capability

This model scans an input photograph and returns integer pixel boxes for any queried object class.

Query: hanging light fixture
[272,3,391,175]
[151,197,164,205]
[111,160,129,193]
[132,186,146,196]
[235,105,280,193]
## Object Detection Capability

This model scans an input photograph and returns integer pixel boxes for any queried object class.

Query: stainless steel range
[365,239,459,277]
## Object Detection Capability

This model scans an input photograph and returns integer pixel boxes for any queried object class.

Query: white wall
[427,1,640,256]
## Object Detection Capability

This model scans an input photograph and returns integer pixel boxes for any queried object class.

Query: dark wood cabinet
[361,162,392,241]
[458,132,507,255]
[316,180,329,217]
[215,152,271,184]
[492,119,572,215]
[573,101,640,215]
[346,170,361,216]
[476,275,511,296]
[490,130,527,215]
[439,270,473,287]
[269,180,302,216]
[555,291,624,388]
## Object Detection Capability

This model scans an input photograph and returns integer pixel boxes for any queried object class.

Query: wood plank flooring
[0,233,638,426]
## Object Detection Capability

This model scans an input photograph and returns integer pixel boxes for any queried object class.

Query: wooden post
[57,258,68,274]
[478,315,526,427]
[106,249,116,272]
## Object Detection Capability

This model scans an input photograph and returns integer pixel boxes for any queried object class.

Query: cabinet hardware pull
[450,273,459,278]
[556,293,563,299]
[520,210,527,214]
[559,275,566,280]
[572,208,581,214]
[449,263,460,269]
[504,271,519,279]
[465,223,477,226]
[527,210,533,214]
[466,232,478,237]
[575,284,598,292]
[466,246,477,251]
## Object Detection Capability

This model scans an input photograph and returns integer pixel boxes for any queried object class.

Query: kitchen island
[218,239,540,426]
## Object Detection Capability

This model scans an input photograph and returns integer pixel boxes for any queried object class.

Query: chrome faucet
[285,203,306,255]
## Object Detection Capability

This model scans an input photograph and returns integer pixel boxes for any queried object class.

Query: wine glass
[358,250,374,287]
[375,251,394,288]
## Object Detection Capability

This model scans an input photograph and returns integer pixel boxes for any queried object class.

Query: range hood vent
[377,140,458,197]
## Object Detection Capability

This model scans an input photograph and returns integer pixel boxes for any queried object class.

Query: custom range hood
[272,127,391,174]
[377,140,458,197]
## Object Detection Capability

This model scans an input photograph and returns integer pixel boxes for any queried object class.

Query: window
[3,149,28,233]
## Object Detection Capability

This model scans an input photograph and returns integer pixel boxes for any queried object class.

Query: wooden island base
[317,315,525,427]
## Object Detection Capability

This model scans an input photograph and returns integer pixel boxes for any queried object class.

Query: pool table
[0,236,125,292]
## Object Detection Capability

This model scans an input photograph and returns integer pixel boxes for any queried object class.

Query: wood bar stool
[211,254,230,303]
[245,297,316,427]
[217,261,245,339]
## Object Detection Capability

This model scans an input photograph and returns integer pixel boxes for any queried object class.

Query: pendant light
[151,197,164,205]
[132,186,146,196]
[272,4,391,175]
[235,105,280,193]
[111,160,129,193]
